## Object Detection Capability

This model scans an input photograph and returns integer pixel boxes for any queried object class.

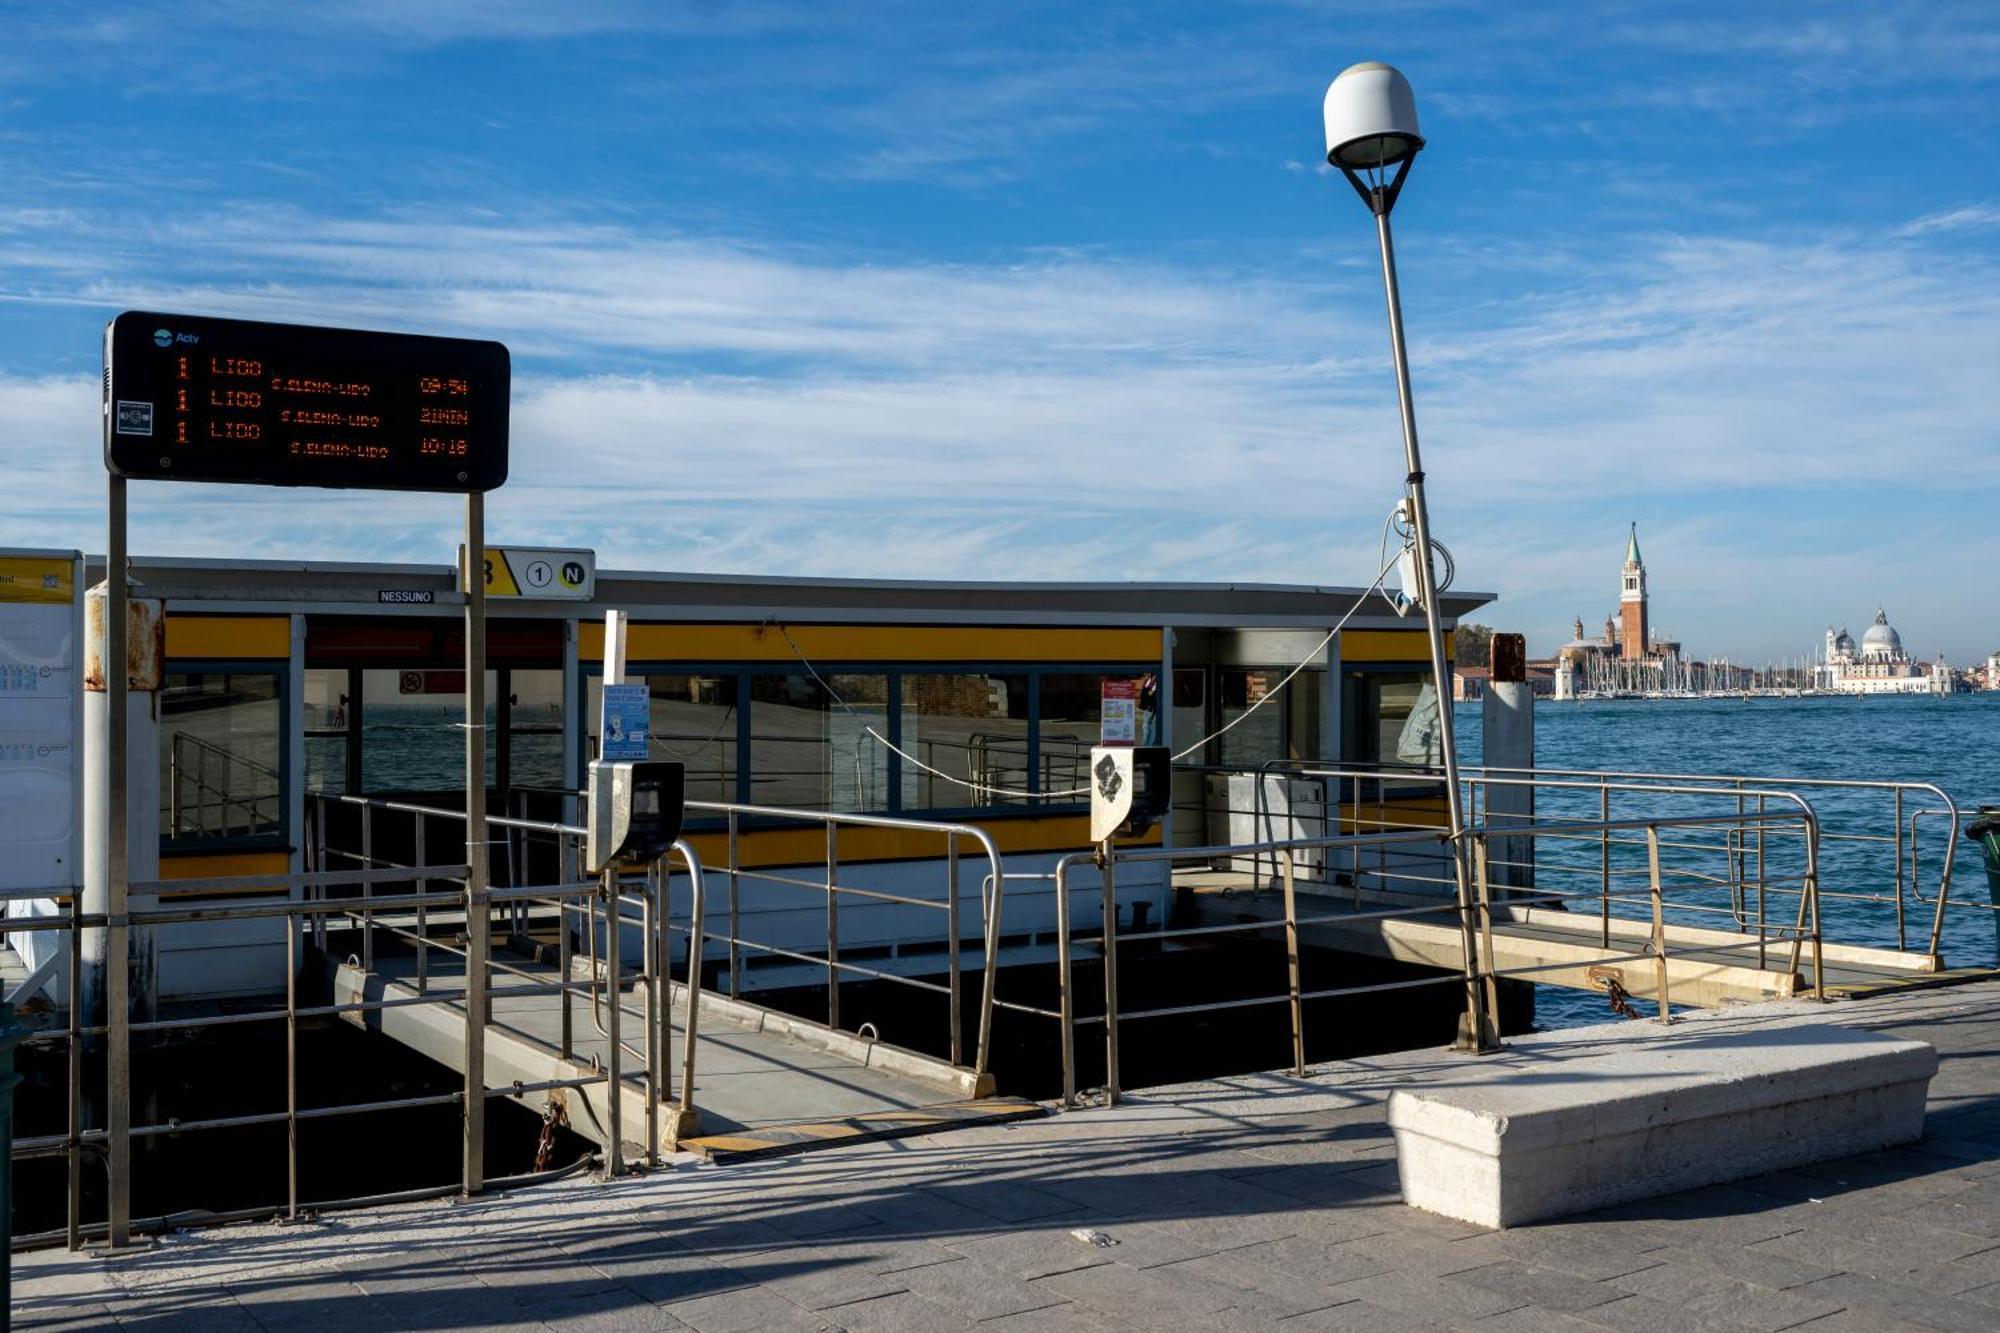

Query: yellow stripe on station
[1339,629,1452,663]
[159,850,291,898]
[582,622,1162,665]
[165,615,290,659]
[684,814,1159,870]
[681,1096,1046,1163]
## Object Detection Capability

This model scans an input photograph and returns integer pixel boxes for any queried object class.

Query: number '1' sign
[104,311,510,492]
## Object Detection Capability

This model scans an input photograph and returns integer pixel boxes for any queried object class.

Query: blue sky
[2,1,1997,662]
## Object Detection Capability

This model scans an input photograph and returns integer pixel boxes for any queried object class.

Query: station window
[1038,673,1158,803]
[504,669,565,791]
[359,668,497,793]
[899,674,1030,808]
[304,667,352,796]
[161,670,283,845]
[747,673,889,812]
[1217,668,1287,766]
[1342,669,1442,772]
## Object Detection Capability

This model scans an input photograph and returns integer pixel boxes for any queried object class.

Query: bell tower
[1619,522,1649,660]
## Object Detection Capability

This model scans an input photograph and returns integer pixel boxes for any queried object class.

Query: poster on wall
[0,551,81,894]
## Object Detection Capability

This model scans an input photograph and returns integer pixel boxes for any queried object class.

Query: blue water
[1455,692,2000,1028]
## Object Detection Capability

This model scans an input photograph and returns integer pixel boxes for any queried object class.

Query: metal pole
[1098,844,1121,1105]
[66,889,82,1251]
[106,471,132,1246]
[601,866,622,1179]
[726,810,741,999]
[285,916,298,1219]
[1645,825,1672,1023]
[1055,861,1076,1107]
[1282,850,1304,1076]
[946,834,962,1067]
[825,822,840,1031]
[462,491,489,1197]
[1371,206,1495,1053]
[677,846,705,1136]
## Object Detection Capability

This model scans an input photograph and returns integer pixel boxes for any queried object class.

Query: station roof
[82,554,1496,630]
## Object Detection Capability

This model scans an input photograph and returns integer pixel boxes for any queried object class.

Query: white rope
[773,547,1401,803]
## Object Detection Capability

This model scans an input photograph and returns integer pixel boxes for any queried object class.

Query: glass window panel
[589,674,741,804]
[1341,669,1439,772]
[1286,668,1324,762]
[162,672,282,842]
[360,668,497,792]
[900,674,1030,809]
[747,674,887,812]
[1037,673,1159,803]
[506,669,565,791]
[1218,668,1285,767]
[304,668,349,795]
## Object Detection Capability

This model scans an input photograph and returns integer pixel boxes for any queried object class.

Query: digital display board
[104,311,509,492]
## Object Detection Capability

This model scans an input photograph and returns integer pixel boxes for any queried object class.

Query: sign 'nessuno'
[104,311,510,492]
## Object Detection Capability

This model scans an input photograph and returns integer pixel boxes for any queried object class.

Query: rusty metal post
[1645,825,1672,1023]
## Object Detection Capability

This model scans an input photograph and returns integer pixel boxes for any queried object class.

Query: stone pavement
[19,979,2000,1332]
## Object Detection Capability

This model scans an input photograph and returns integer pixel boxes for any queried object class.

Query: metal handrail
[1053,803,1824,1107]
[20,814,700,1254]
[684,797,1006,1078]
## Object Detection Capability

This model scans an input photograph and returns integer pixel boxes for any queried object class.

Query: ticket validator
[585,760,686,875]
[1088,745,1171,844]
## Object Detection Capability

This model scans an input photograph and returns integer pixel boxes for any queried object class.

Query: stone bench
[1387,1023,1938,1228]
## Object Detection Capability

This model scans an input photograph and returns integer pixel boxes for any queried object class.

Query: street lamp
[1323,61,1498,1052]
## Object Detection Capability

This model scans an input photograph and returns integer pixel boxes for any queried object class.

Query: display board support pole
[463,491,489,1197]
[105,473,131,1247]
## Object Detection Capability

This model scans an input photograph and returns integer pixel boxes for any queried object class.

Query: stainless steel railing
[506,787,1010,1077]
[8,799,705,1252]
[1183,760,1970,964]
[1054,802,1823,1107]
[691,799,1005,1077]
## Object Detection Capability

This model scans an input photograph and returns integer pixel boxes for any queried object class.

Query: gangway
[309,794,1039,1166]
[326,943,1039,1164]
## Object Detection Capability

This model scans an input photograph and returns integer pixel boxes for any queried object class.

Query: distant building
[1814,609,1953,695]
[1552,525,1690,698]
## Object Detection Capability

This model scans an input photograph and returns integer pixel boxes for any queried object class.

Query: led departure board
[104,311,509,492]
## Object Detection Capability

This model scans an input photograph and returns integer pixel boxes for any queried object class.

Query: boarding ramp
[308,794,1034,1165]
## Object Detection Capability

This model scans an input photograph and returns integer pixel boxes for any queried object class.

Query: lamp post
[1323,61,1497,1052]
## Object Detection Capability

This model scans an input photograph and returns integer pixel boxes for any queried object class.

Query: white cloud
[1,206,1998,660]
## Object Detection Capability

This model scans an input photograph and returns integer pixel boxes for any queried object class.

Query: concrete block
[1388,1024,1938,1229]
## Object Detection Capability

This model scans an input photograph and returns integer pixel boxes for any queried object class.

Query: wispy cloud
[1900,204,2000,236]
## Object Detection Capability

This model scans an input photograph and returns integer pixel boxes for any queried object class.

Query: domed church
[1818,609,1951,694]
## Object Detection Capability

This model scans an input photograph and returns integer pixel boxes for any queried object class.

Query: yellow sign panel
[0,556,74,605]
[457,546,595,600]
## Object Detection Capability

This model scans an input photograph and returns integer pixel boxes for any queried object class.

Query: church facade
[1815,610,1954,695]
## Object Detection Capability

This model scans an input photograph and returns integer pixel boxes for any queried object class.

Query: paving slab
[22,976,2000,1333]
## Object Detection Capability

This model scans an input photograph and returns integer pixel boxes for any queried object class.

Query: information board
[0,552,80,895]
[104,311,510,491]
[600,684,650,760]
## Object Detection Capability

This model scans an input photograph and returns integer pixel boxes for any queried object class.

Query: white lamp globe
[1323,61,1423,168]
